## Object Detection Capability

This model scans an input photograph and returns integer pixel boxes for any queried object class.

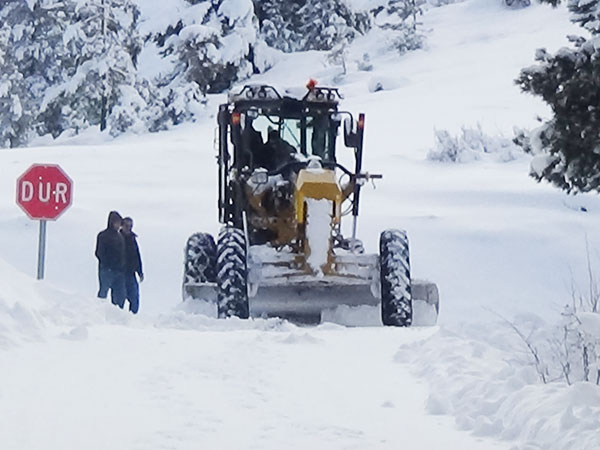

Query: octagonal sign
[17,164,73,220]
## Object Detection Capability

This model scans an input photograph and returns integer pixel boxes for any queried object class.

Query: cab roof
[227,84,342,110]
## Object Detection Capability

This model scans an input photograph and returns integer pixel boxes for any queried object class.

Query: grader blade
[249,282,379,318]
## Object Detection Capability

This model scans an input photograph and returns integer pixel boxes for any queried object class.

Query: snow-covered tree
[1,0,100,141]
[567,0,600,33]
[147,0,259,129]
[0,1,70,146]
[254,0,369,52]
[38,0,148,137]
[370,0,425,53]
[0,2,35,148]
[24,0,80,138]
[516,0,600,193]
[0,0,428,145]
[29,1,75,88]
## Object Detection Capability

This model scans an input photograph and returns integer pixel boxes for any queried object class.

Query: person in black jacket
[121,217,144,314]
[95,211,126,308]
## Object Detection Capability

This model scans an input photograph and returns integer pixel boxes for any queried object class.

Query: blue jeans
[124,273,139,314]
[98,267,126,308]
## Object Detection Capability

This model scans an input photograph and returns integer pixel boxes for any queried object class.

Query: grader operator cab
[183,83,439,325]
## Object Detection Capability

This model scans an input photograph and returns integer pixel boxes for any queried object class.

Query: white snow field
[1,0,600,449]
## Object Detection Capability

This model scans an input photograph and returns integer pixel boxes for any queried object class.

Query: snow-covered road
[0,320,506,450]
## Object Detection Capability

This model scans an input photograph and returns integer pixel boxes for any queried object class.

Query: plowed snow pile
[401,326,600,450]
[0,256,97,348]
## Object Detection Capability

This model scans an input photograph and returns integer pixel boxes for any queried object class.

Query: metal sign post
[37,220,47,280]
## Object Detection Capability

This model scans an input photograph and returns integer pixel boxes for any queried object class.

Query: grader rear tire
[184,233,217,284]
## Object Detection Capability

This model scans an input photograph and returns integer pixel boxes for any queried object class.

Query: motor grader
[183,83,439,326]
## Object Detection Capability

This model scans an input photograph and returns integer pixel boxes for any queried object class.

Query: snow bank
[428,125,525,163]
[0,253,306,350]
[0,256,124,349]
[0,257,54,348]
[398,326,600,450]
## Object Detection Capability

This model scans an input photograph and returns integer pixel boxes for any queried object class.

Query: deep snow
[0,300,509,449]
[1,0,600,449]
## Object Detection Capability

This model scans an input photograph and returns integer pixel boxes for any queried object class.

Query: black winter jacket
[123,232,143,277]
[95,212,125,271]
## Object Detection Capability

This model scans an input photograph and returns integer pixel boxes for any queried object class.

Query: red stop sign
[16,164,73,220]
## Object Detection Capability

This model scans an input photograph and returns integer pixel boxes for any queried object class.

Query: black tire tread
[184,233,217,284]
[380,229,412,327]
[216,226,249,319]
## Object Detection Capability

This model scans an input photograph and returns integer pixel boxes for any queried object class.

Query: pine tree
[516,0,600,193]
[149,0,259,129]
[297,0,369,52]
[567,0,600,33]
[0,1,36,148]
[370,0,425,53]
[0,29,30,148]
[27,0,82,138]
[38,0,147,137]
[0,0,78,146]
[254,0,369,52]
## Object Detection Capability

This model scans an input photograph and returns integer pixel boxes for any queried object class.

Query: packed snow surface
[1,0,600,449]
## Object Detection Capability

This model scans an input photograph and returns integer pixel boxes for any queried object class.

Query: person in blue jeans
[121,217,144,314]
[95,211,126,308]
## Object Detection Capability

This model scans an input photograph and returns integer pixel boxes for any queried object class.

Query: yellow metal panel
[295,169,342,224]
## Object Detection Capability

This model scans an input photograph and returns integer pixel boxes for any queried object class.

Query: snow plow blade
[412,279,440,314]
[250,278,439,324]
[182,278,439,325]
[182,280,378,320]
[250,281,379,317]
